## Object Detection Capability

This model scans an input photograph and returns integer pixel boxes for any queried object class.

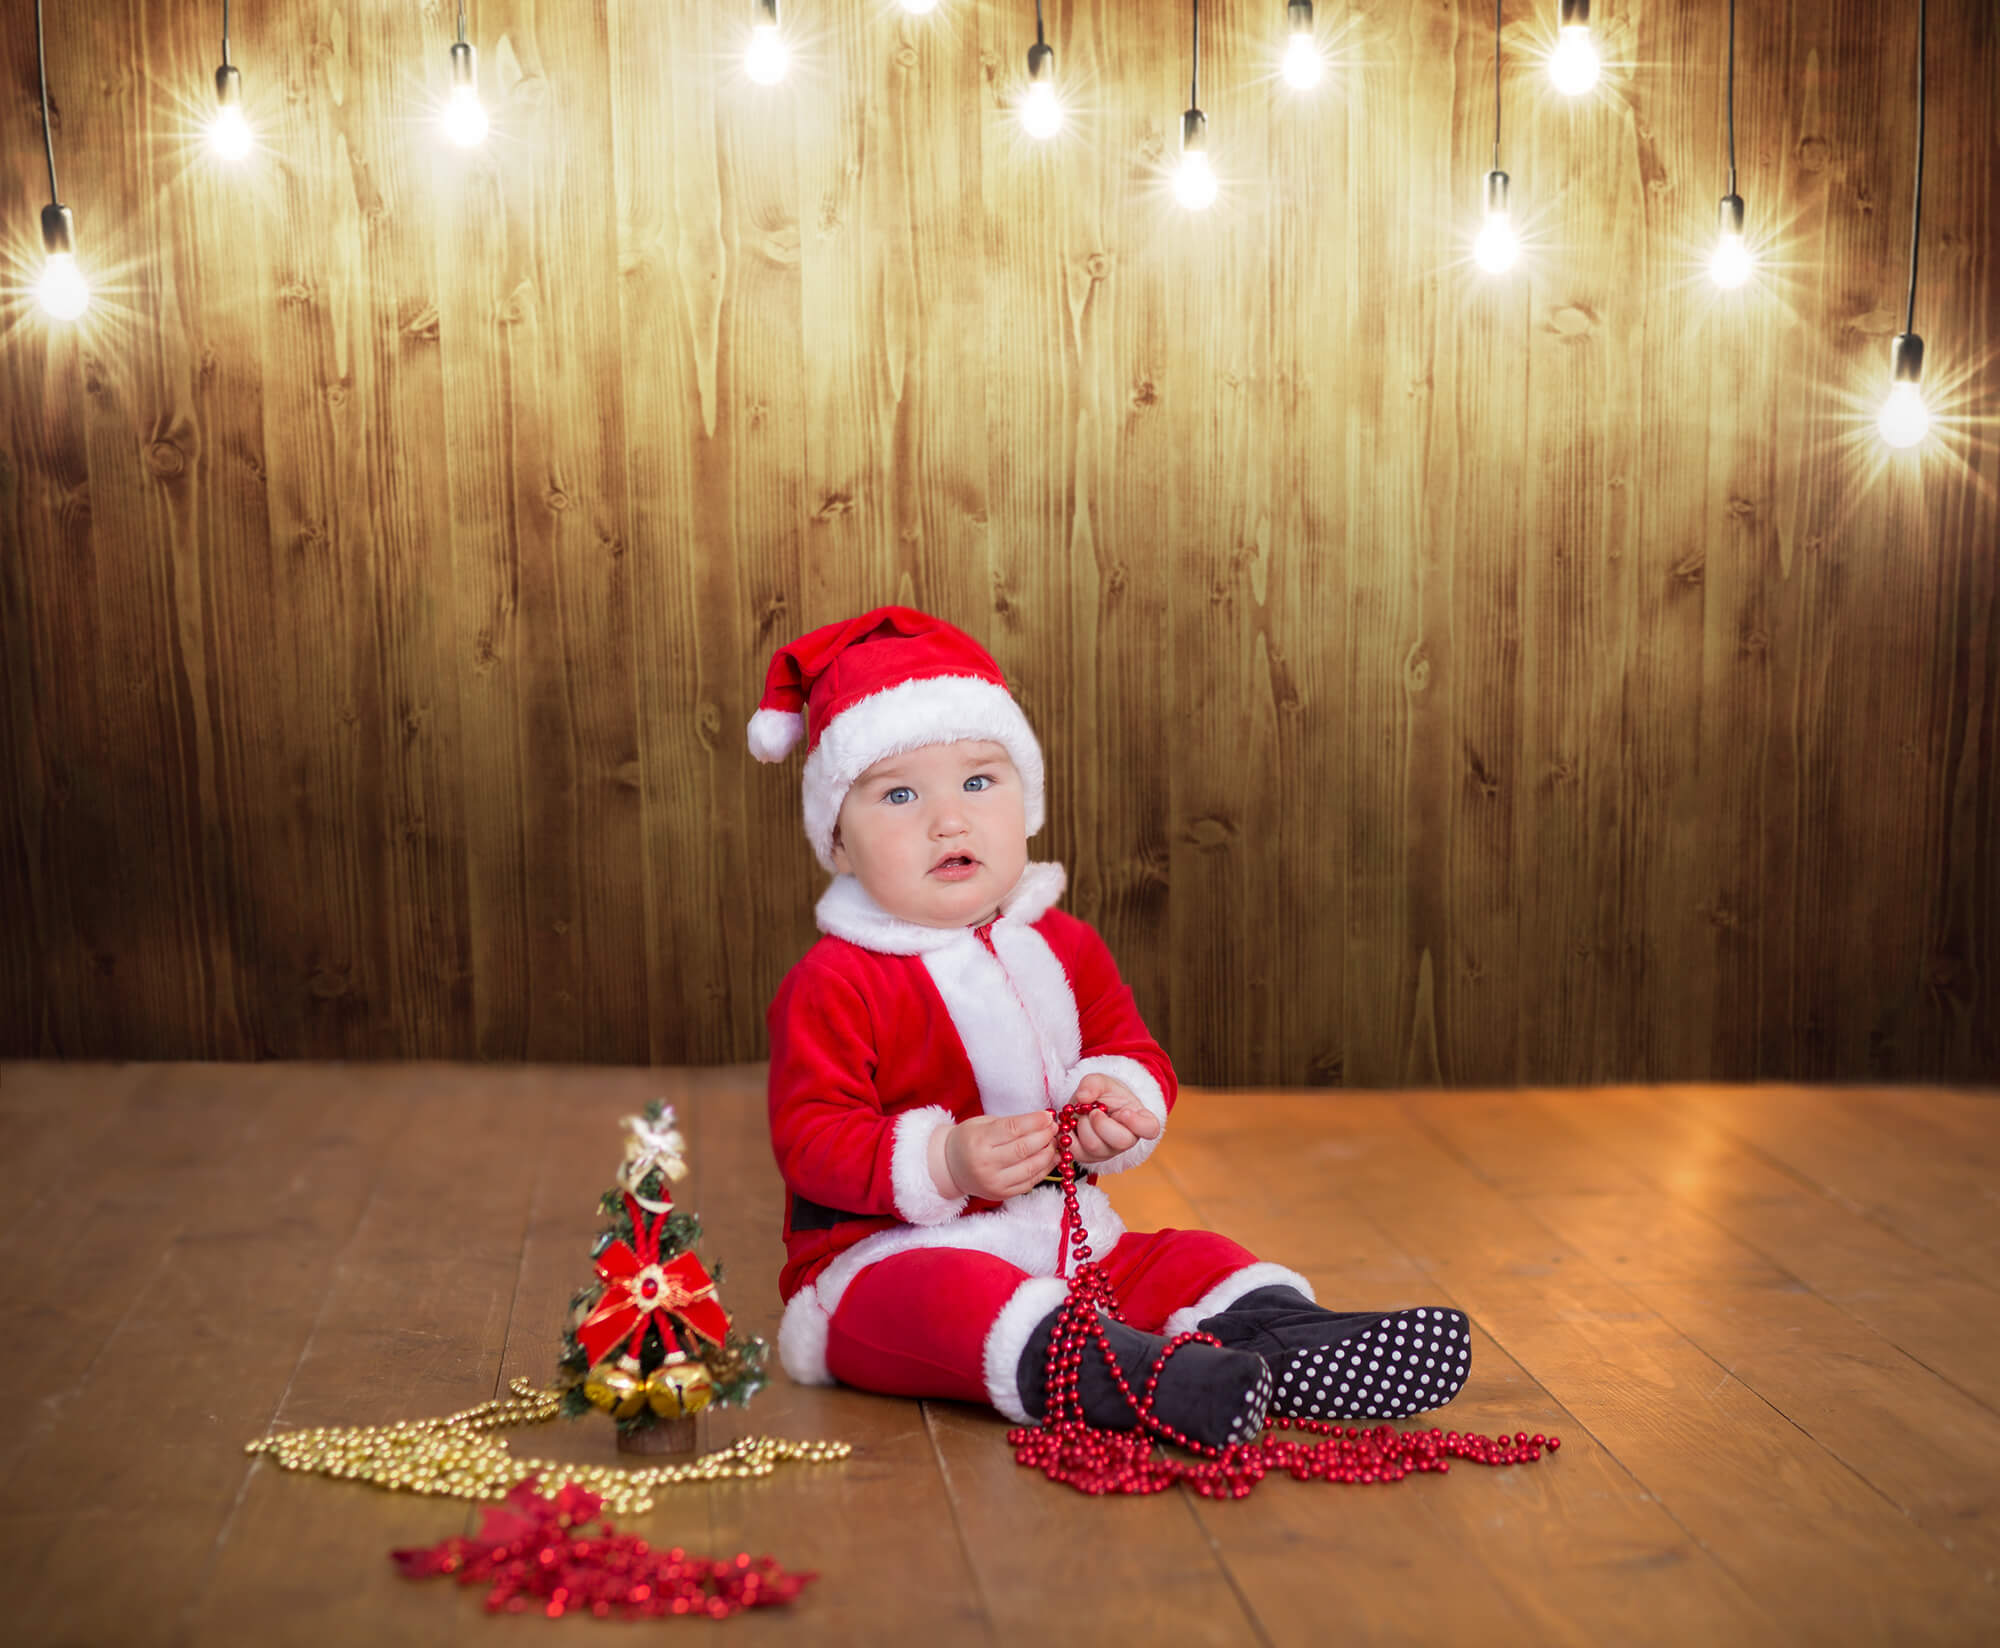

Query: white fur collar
[815,861,1068,955]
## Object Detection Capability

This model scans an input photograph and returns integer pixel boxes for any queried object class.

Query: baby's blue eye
[885,786,915,805]
[964,775,992,792]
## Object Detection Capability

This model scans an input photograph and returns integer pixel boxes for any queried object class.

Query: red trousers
[823,1226,1262,1407]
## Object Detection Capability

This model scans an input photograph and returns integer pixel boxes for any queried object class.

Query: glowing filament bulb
[1549,24,1600,95]
[1710,232,1752,289]
[1175,150,1217,210]
[1281,34,1324,89]
[37,251,89,320]
[1022,80,1063,140]
[1877,382,1930,449]
[208,103,252,162]
[442,84,488,146]
[1474,213,1519,272]
[745,23,789,84]
[1473,171,1518,273]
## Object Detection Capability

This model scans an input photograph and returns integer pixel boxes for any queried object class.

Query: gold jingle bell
[646,1359,714,1420]
[583,1360,649,1420]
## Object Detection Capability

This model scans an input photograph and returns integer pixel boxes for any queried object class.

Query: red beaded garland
[392,1479,813,1618]
[1011,1102,1562,1497]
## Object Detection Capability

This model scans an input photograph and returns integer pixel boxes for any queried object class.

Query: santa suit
[769,860,1312,1420]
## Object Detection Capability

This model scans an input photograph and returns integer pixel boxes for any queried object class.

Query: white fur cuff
[890,1105,968,1225]
[982,1276,1072,1423]
[1066,1055,1170,1175]
[778,1285,835,1386]
[1162,1262,1317,1337]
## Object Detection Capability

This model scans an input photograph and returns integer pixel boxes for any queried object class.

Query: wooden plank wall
[1,0,1995,1083]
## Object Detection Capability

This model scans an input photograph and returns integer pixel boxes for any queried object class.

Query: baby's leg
[823,1247,1043,1409]
[1098,1229,1472,1421]
[823,1246,1271,1446]
[1091,1226,1310,1334]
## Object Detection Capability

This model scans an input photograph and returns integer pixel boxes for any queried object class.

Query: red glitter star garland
[392,1478,814,1619]
[1012,1101,1563,1497]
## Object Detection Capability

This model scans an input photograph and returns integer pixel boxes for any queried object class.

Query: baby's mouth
[931,854,978,873]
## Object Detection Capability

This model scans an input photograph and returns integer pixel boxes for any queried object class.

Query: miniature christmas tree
[556,1102,767,1451]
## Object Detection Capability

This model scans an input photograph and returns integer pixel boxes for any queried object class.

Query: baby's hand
[1066,1074,1162,1165]
[933,1111,1058,1202]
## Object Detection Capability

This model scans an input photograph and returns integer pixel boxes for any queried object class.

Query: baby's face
[829,739,1029,929]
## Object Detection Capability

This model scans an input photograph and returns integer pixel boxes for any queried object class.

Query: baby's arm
[767,960,969,1225]
[1058,920,1176,1175]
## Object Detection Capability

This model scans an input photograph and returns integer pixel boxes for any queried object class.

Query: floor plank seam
[919,1401,1002,1642]
[1682,1106,2000,1295]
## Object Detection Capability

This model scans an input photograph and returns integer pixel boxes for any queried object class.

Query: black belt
[790,1168,1087,1233]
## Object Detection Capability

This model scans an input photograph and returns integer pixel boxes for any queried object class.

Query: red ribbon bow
[577,1195,731,1364]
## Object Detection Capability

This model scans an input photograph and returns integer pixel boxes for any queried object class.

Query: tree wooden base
[615,1415,698,1456]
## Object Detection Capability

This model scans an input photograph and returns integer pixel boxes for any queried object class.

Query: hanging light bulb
[1707,3,1750,288]
[746,0,790,85]
[1281,0,1323,89]
[1175,0,1217,210]
[1549,0,1600,96]
[1023,39,1063,140]
[1471,3,1517,273]
[1710,193,1752,289]
[1879,3,1931,448]
[441,40,489,146]
[1474,170,1519,272]
[30,0,87,321]
[1877,334,1930,448]
[37,203,89,320]
[207,3,251,161]
[1176,111,1218,210]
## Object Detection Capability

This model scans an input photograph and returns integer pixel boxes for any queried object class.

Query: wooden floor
[2,1066,1997,1646]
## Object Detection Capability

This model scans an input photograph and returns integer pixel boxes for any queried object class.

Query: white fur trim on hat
[748,707,807,763]
[1064,1055,1170,1175]
[801,675,1046,873]
[1162,1262,1318,1338]
[982,1276,1073,1424]
[890,1106,967,1225]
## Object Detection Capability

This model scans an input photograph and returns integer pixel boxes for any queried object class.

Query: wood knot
[894,44,919,69]
[1131,379,1158,409]
[1186,815,1237,853]
[1547,305,1597,337]
[1083,252,1112,280]
[144,439,186,479]
[1404,643,1432,694]
[1796,136,1829,173]
[544,486,571,513]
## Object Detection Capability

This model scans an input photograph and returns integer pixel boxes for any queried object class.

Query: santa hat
[747,607,1046,872]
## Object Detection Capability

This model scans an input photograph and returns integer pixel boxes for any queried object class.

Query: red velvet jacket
[765,862,1175,1302]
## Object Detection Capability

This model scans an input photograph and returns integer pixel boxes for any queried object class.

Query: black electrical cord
[1492,0,1502,172]
[1035,0,1045,51]
[223,0,233,66]
[1190,0,1200,109]
[36,0,59,203]
[1726,0,1736,196]
[1904,0,1924,335]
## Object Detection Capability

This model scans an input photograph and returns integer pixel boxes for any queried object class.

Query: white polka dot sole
[1269,1308,1471,1422]
[1224,1364,1275,1444]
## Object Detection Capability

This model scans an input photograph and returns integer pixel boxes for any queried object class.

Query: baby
[749,607,1469,1446]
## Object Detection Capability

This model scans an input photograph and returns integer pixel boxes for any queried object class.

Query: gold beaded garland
[244,1377,849,1516]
